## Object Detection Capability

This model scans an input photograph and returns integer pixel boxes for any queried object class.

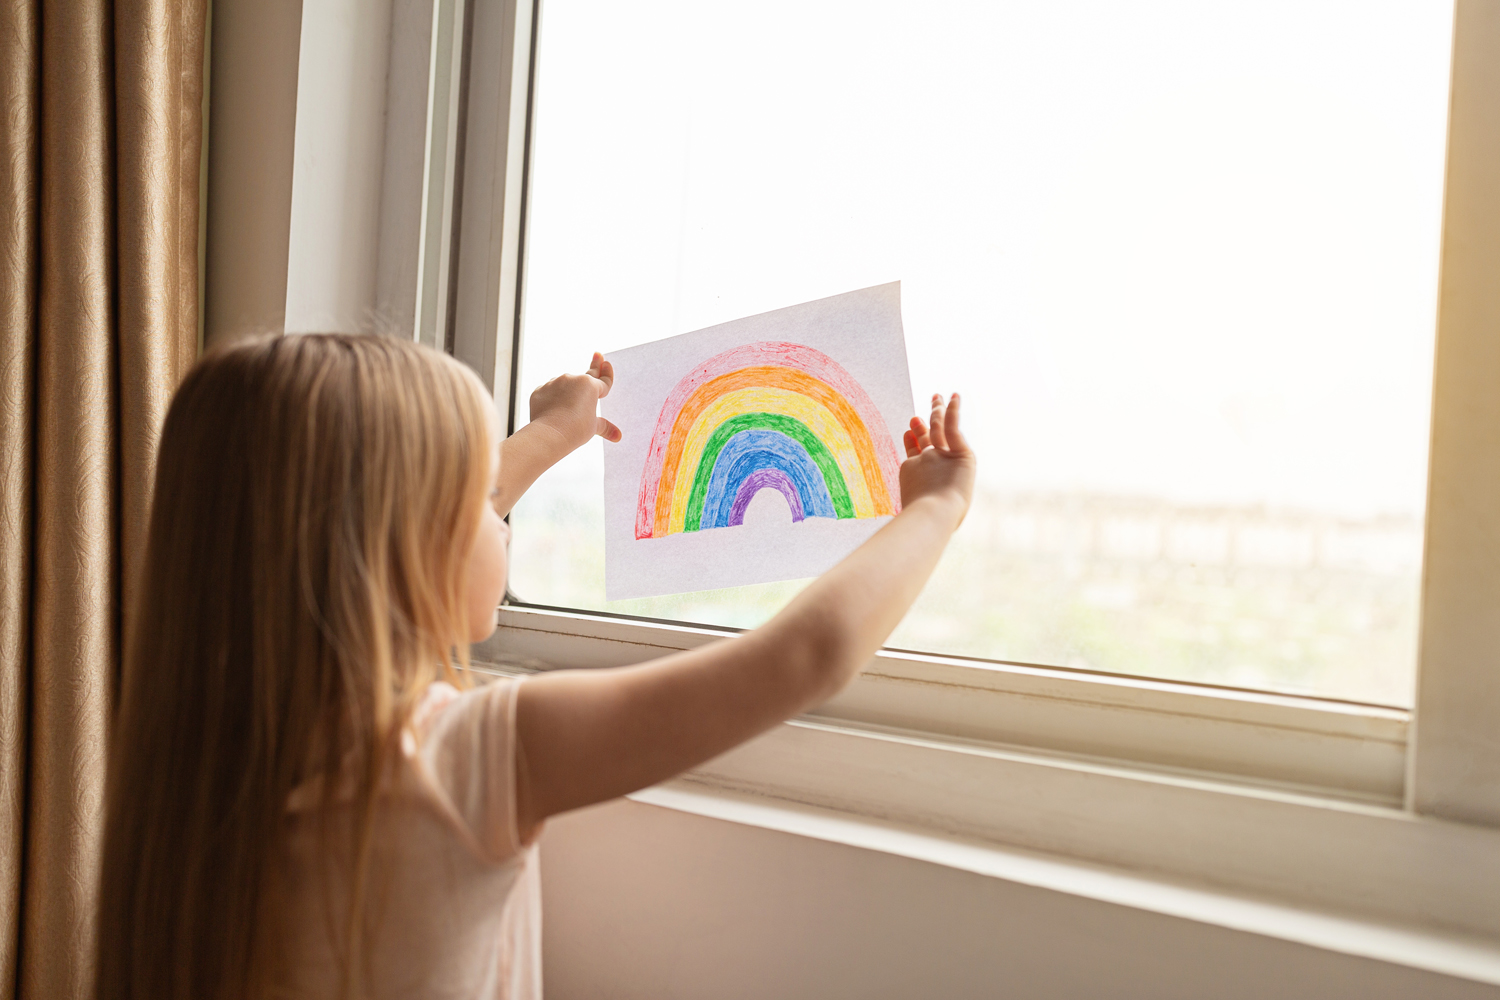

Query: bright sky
[518,0,1454,519]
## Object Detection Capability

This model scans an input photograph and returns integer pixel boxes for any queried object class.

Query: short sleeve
[415,677,525,863]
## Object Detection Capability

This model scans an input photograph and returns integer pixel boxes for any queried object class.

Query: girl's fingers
[907,394,969,458]
[909,415,931,453]
[591,354,614,394]
[943,393,970,455]
[928,394,948,452]
[597,417,622,442]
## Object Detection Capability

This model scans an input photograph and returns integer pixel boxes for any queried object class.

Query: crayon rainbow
[635,342,902,539]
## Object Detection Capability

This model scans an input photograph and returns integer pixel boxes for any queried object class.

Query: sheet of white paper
[602,282,914,600]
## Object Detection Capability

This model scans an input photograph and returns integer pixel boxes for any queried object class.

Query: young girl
[96,333,973,1000]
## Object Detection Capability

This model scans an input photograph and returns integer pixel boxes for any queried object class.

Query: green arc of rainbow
[682,412,854,531]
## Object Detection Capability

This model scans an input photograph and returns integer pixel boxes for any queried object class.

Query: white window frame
[426,0,1500,979]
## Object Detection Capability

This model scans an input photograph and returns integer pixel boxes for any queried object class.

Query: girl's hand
[493,353,620,518]
[528,352,623,451]
[899,393,976,525]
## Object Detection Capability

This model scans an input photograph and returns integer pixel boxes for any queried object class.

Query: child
[95,333,974,1000]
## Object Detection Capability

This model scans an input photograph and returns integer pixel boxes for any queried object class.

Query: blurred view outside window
[508,0,1453,706]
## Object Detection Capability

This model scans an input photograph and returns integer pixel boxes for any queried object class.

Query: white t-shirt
[265,678,540,999]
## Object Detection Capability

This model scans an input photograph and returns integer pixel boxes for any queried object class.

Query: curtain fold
[0,1,206,997]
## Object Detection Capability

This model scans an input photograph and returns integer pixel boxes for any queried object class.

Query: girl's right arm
[512,393,976,840]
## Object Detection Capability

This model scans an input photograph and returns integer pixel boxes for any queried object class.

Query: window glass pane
[508,0,1452,705]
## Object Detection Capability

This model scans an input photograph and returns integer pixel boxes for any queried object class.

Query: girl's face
[465,406,509,642]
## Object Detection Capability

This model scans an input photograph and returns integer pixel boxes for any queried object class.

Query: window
[434,0,1500,950]
[506,0,1452,705]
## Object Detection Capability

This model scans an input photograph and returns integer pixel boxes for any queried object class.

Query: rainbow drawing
[635,342,903,539]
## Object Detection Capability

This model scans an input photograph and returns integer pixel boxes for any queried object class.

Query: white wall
[207,0,433,342]
[543,799,1499,1000]
[283,0,394,334]
[204,0,304,346]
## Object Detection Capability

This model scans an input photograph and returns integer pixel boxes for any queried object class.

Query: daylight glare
[509,0,1454,705]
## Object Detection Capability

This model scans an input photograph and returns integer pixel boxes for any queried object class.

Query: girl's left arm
[491,353,621,517]
[511,393,976,840]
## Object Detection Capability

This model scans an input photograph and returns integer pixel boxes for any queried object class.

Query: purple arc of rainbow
[728,469,805,526]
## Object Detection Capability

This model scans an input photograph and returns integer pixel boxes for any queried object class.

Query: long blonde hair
[96,334,495,1000]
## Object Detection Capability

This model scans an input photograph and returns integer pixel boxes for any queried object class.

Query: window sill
[476,605,1500,968]
[624,780,1500,988]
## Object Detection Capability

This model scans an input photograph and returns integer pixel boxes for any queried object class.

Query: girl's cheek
[474,512,510,599]
[467,509,511,641]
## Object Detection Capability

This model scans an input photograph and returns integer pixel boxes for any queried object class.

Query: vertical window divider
[1408,0,1500,829]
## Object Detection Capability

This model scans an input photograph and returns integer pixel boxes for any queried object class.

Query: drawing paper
[602,282,914,600]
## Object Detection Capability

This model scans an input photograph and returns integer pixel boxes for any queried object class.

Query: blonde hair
[96,334,495,1000]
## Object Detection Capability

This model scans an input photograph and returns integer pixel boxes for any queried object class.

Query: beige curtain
[0,0,206,997]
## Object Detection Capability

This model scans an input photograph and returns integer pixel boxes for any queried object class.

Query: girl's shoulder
[405,675,530,862]
[285,675,528,863]
[403,679,465,752]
